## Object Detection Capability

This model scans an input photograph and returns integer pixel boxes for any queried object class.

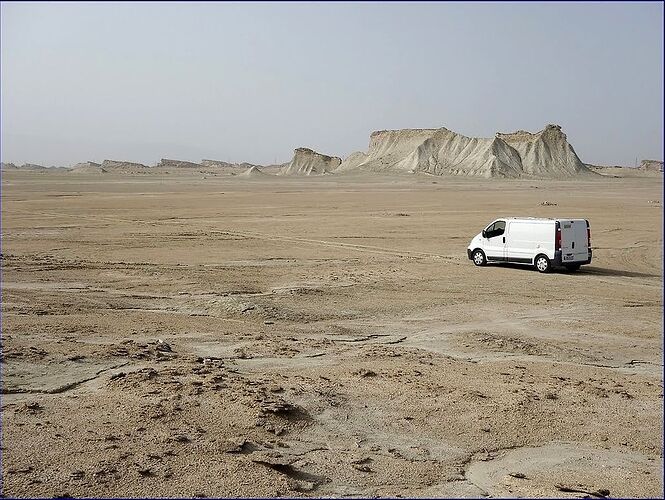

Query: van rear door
[559,219,589,263]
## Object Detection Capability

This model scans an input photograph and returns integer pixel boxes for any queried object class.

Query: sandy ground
[1,170,663,498]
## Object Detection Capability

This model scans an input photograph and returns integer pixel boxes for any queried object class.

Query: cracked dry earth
[1,170,663,498]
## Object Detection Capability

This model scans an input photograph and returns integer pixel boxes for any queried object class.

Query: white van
[467,217,592,273]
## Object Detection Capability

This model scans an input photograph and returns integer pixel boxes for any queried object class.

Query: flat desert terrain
[1,171,663,498]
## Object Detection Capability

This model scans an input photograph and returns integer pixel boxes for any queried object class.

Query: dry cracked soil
[1,170,663,498]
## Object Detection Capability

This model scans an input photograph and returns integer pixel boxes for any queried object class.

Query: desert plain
[1,169,663,497]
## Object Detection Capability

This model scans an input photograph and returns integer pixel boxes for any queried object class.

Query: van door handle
[502,237,505,243]
[572,242,575,249]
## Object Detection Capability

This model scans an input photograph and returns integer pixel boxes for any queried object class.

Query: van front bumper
[467,249,473,260]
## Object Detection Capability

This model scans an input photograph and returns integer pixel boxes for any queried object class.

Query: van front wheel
[535,255,552,273]
[472,249,486,266]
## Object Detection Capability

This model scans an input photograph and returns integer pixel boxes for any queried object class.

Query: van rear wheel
[535,255,551,273]
[565,263,581,271]
[472,249,486,266]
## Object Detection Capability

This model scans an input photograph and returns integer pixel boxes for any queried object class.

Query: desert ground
[1,170,663,498]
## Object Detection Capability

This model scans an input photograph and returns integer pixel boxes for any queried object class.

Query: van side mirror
[482,230,487,238]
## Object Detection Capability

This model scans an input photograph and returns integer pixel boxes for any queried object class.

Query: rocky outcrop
[240,166,267,177]
[281,148,341,175]
[639,160,663,172]
[585,163,627,169]
[72,161,101,168]
[157,159,202,169]
[201,159,234,168]
[237,162,267,170]
[18,163,47,170]
[71,162,106,174]
[101,160,149,170]
[338,125,593,178]
[495,125,589,177]
[1,162,17,170]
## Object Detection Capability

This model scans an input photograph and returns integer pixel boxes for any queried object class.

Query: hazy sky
[2,2,663,167]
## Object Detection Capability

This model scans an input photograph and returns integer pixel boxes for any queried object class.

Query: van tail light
[555,221,561,251]
[586,220,591,248]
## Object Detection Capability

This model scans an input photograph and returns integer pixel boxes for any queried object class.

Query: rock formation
[101,160,149,170]
[639,160,663,172]
[157,159,202,169]
[281,148,341,175]
[338,125,593,178]
[70,162,106,174]
[18,163,47,170]
[201,159,234,168]
[237,162,267,170]
[240,166,267,177]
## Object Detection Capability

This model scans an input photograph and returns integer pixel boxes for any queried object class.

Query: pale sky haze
[1,1,663,167]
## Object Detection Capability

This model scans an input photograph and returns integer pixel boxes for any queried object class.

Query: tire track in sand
[216,229,460,262]
[6,210,459,262]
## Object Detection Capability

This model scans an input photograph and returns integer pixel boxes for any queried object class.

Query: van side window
[486,220,505,238]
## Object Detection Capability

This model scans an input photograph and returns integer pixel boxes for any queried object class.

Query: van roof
[498,217,587,222]
[504,217,553,220]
